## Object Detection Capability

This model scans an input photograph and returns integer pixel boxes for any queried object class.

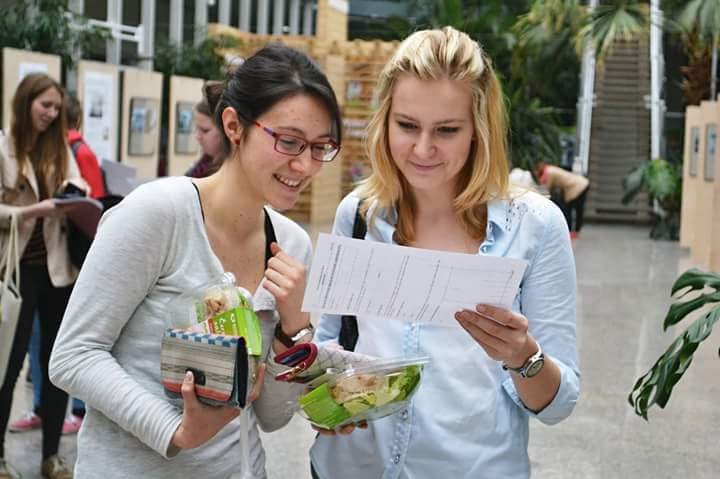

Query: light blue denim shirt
[310,190,580,479]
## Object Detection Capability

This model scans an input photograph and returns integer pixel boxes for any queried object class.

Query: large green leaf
[665,268,720,328]
[621,161,648,204]
[679,0,720,40]
[628,269,720,419]
[578,1,648,63]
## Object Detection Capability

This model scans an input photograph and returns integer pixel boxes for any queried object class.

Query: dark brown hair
[215,44,342,154]
[195,80,224,117]
[64,94,82,130]
[10,73,68,196]
[195,80,229,170]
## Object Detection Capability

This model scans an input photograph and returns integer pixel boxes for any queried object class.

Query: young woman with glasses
[50,44,342,478]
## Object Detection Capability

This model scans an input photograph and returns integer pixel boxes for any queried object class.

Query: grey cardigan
[50,177,307,478]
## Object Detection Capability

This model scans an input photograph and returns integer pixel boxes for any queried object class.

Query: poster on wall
[128,97,159,156]
[690,127,700,177]
[174,101,198,155]
[18,62,48,82]
[82,71,115,163]
[706,124,717,181]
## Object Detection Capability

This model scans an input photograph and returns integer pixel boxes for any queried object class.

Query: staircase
[586,38,652,222]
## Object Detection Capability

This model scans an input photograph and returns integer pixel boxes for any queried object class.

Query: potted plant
[621,158,683,240]
[628,268,720,419]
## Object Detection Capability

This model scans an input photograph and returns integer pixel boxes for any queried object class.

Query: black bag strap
[338,200,366,351]
[263,208,277,267]
[70,139,82,159]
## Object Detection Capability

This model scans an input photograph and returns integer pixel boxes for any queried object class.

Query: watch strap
[274,322,314,348]
[502,344,543,378]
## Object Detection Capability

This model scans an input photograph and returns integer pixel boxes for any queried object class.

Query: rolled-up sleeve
[49,184,183,458]
[502,201,580,425]
[253,220,317,432]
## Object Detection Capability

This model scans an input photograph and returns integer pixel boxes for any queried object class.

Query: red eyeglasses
[253,120,340,163]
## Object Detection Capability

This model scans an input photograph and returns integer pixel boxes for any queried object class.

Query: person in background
[185,81,229,178]
[64,95,106,199]
[7,94,103,440]
[311,27,579,479]
[49,44,342,478]
[0,73,87,479]
[535,161,590,240]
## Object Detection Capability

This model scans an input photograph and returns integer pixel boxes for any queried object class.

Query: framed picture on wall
[705,124,716,181]
[128,97,160,156]
[174,101,198,155]
[690,126,700,177]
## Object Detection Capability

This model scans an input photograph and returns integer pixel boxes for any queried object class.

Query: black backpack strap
[264,208,277,267]
[69,139,82,158]
[339,199,365,351]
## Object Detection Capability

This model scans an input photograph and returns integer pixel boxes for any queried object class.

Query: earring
[234,139,240,146]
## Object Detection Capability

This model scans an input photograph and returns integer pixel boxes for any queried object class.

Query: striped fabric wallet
[160,328,250,409]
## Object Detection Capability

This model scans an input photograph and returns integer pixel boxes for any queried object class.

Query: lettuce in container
[297,357,429,430]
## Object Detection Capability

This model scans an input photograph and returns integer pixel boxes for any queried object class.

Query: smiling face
[195,112,225,159]
[388,74,475,197]
[30,86,62,134]
[234,93,332,211]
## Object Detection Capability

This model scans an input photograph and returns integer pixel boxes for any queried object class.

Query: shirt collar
[368,198,509,248]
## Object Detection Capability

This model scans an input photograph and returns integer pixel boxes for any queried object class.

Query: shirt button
[393,454,400,464]
[400,410,408,420]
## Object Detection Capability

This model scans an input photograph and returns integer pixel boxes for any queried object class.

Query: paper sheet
[302,234,528,324]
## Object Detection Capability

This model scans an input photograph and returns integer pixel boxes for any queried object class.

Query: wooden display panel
[120,68,163,179]
[691,101,718,269]
[680,105,701,249]
[77,60,120,165]
[168,75,204,176]
[2,48,61,131]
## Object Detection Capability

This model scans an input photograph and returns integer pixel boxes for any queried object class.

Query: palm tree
[679,0,720,99]
[577,0,648,66]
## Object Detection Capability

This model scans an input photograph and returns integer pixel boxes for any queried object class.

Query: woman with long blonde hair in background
[0,73,87,479]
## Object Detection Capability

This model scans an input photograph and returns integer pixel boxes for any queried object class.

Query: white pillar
[289,0,300,35]
[138,0,157,70]
[195,0,208,45]
[649,0,664,160]
[67,0,85,92]
[273,0,285,34]
[106,0,122,64]
[239,0,251,32]
[219,0,231,25]
[302,1,314,37]
[170,0,184,44]
[574,0,598,176]
[257,0,270,35]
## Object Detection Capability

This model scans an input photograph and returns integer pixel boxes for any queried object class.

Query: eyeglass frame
[252,120,340,163]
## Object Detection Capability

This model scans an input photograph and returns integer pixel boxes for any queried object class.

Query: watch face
[525,358,545,378]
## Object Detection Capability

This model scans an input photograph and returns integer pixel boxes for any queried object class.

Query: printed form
[302,234,528,324]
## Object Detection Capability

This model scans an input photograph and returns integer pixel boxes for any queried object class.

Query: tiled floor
[4,223,719,478]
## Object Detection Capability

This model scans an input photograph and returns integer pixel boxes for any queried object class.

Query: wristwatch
[502,344,545,378]
[274,322,314,348]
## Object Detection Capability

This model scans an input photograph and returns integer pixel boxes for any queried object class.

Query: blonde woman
[0,73,86,479]
[311,27,579,478]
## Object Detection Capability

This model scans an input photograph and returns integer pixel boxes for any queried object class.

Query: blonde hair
[357,26,509,244]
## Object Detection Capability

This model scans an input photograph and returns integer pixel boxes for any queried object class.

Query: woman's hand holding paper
[454,304,537,369]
